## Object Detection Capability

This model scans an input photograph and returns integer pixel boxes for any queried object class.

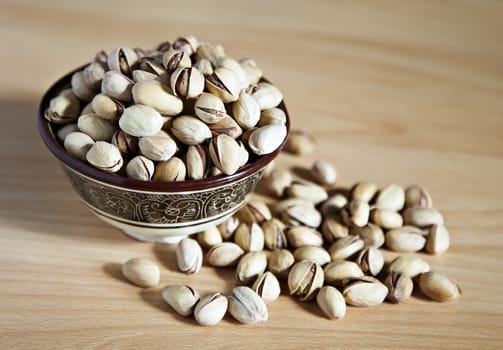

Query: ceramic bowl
[38,67,289,243]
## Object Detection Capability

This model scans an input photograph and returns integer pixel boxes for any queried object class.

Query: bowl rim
[37,65,290,192]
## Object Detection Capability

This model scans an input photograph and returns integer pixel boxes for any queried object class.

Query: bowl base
[122,230,186,244]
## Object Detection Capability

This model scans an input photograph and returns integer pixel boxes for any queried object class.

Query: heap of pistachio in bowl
[39,35,289,242]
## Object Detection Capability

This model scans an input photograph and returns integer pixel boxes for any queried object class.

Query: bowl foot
[122,230,185,244]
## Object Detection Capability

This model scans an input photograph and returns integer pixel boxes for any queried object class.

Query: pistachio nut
[197,226,223,249]
[385,226,427,252]
[235,251,268,285]
[239,57,262,85]
[370,208,403,229]
[405,185,433,209]
[153,157,186,181]
[210,166,222,177]
[321,218,349,244]
[341,200,370,228]
[402,207,444,228]
[196,43,225,65]
[286,226,324,248]
[228,286,268,324]
[217,216,240,240]
[285,180,328,205]
[86,141,123,173]
[384,272,413,303]
[375,184,405,211]
[132,69,161,83]
[281,204,322,228]
[139,57,167,78]
[126,155,155,181]
[237,140,249,167]
[172,35,199,56]
[316,286,346,320]
[83,62,105,89]
[162,49,191,74]
[57,123,79,142]
[101,71,134,102]
[138,131,177,161]
[171,115,212,145]
[71,71,96,102]
[216,57,249,89]
[232,92,261,129]
[252,272,281,303]
[93,50,108,65]
[161,284,200,317]
[418,271,461,302]
[119,104,164,137]
[132,80,183,116]
[248,124,287,156]
[205,67,241,103]
[343,276,389,307]
[63,131,95,161]
[238,200,272,225]
[186,144,208,180]
[350,223,385,248]
[293,246,331,266]
[351,182,378,202]
[206,242,244,267]
[268,249,295,280]
[209,134,242,175]
[263,168,293,198]
[355,247,384,276]
[284,130,316,155]
[272,198,315,216]
[388,255,430,278]
[111,130,139,156]
[194,293,228,326]
[328,235,365,260]
[311,160,337,187]
[108,47,138,76]
[170,66,205,98]
[194,58,213,76]
[288,260,324,301]
[81,102,94,115]
[194,92,228,124]
[176,238,203,274]
[251,82,283,110]
[91,93,124,120]
[258,108,286,127]
[425,224,450,255]
[45,89,81,124]
[121,257,160,288]
[262,218,287,250]
[77,113,117,142]
[320,194,348,218]
[323,260,364,287]
[208,115,243,139]
[234,222,265,252]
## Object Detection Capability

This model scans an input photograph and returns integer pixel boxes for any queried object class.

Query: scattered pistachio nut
[328,235,365,260]
[418,271,461,302]
[268,249,295,279]
[206,242,244,267]
[316,286,346,320]
[405,185,433,209]
[350,223,384,248]
[234,222,265,252]
[286,226,324,248]
[341,200,370,228]
[370,209,403,230]
[194,293,228,326]
[161,284,200,317]
[235,251,268,285]
[388,255,430,278]
[385,226,427,252]
[321,218,349,244]
[176,238,203,274]
[262,218,288,250]
[351,182,378,202]
[402,207,444,228]
[252,272,281,303]
[197,226,223,249]
[121,257,160,288]
[425,224,450,255]
[375,184,405,211]
[324,260,364,287]
[320,194,348,218]
[384,272,413,303]
[284,130,316,155]
[228,286,268,324]
[355,247,384,276]
[286,180,328,205]
[281,204,322,228]
[263,168,293,198]
[288,260,324,301]
[311,160,337,186]
[293,246,331,266]
[343,276,388,307]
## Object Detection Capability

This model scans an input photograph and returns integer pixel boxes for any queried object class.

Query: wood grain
[1,0,502,349]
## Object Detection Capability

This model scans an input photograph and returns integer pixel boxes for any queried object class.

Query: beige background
[1,0,502,349]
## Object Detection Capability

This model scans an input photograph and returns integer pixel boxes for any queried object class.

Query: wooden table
[1,0,502,348]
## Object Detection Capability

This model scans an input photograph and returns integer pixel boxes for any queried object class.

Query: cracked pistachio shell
[132,80,183,116]
[403,207,444,228]
[170,66,205,99]
[324,260,364,287]
[209,134,242,175]
[281,204,322,228]
[83,62,105,89]
[322,218,349,244]
[371,208,403,229]
[288,260,324,301]
[121,257,160,288]
[343,276,389,307]
[217,216,240,240]
[194,58,213,76]
[119,104,163,137]
[405,185,433,209]
[171,115,212,145]
[228,286,268,324]
[208,115,243,139]
[126,155,154,181]
[139,131,177,161]
[132,69,160,83]
[162,49,192,74]
[385,272,413,303]
[320,194,348,218]
[239,57,262,85]
[206,67,241,103]
[216,57,249,89]
[252,272,281,303]
[375,184,406,211]
[388,255,430,278]
[286,226,323,248]
[418,271,461,302]
[328,235,365,260]
[350,223,385,248]
[316,286,346,320]
[71,71,96,102]
[77,113,117,141]
[385,226,427,252]
[197,225,222,249]
[57,123,79,142]
[234,222,265,252]
[425,224,450,255]
[355,247,384,276]
[251,82,283,110]
[206,242,244,267]
[263,168,293,198]
[341,200,370,228]
[153,157,186,181]
[286,180,328,205]
[194,293,228,326]
[235,251,268,285]
[172,35,199,56]
[258,107,287,127]
[232,92,261,129]
[268,249,294,280]
[293,246,331,266]
[45,89,81,124]
[176,238,203,274]
[186,144,208,180]
[262,218,287,250]
[311,160,337,187]
[237,200,272,225]
[139,58,166,78]
[86,141,123,173]
[63,132,95,161]
[351,182,378,202]
[196,43,225,65]
[284,130,316,155]
[161,284,200,317]
[101,71,134,102]
[248,124,287,156]
[108,47,138,76]
[111,130,139,156]
[194,93,228,124]
[91,93,124,120]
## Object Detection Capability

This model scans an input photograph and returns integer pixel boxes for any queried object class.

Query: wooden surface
[1,0,502,348]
